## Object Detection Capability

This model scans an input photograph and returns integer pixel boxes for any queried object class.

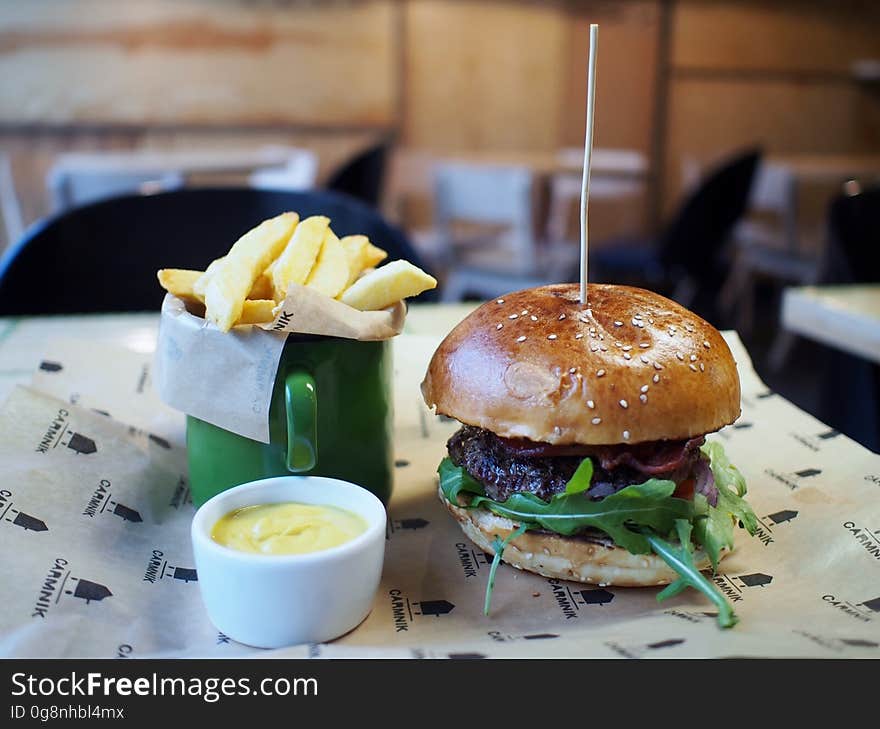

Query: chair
[46,147,318,214]
[591,148,761,322]
[325,141,391,209]
[0,187,433,315]
[432,163,579,302]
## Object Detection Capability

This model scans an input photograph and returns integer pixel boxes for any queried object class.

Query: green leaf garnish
[564,458,594,495]
[645,520,738,629]
[484,523,529,615]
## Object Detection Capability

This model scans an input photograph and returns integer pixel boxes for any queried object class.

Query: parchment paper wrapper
[1,328,879,658]
[154,290,405,443]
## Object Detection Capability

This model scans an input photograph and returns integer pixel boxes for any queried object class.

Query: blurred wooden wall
[0,0,878,249]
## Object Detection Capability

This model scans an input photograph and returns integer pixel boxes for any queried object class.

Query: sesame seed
[509,314,518,319]
[653,373,660,383]
[575,333,584,339]
[587,400,595,409]
[633,313,643,320]
[521,310,528,315]
[497,299,504,304]
[690,354,697,362]
[648,318,654,324]
[623,353,631,360]
[619,399,628,409]
[615,342,622,348]
[600,346,608,352]
[569,367,577,374]
[640,394,648,404]
[622,345,632,351]
[623,430,630,440]
[597,369,606,377]
[700,363,705,372]
[517,335,527,343]
[548,334,557,340]
[639,343,650,348]
[592,417,602,425]
[614,321,623,327]
[640,355,650,364]
[676,353,684,361]
[589,327,596,333]
[686,325,694,332]
[653,362,663,370]
[531,315,538,321]
[559,314,566,320]
[689,363,698,372]
[496,323,503,330]
[703,340,710,348]
[641,385,649,393]
[590,345,599,352]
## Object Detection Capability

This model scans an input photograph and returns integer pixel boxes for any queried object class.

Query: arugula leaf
[645,520,738,629]
[564,458,594,495]
[438,458,693,554]
[484,523,529,615]
[694,441,759,569]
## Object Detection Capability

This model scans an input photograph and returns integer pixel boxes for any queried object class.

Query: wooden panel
[0,0,396,126]
[563,1,660,154]
[673,1,880,74]
[403,1,568,152]
[664,77,880,211]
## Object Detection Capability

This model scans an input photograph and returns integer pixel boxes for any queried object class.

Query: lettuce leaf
[439,458,693,554]
[693,441,758,570]
[646,520,739,628]
[484,523,529,615]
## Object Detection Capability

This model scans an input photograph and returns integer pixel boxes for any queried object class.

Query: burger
[421,283,757,627]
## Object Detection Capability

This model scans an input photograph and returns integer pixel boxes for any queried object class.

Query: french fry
[305,230,350,298]
[339,260,437,311]
[193,257,224,300]
[249,268,274,300]
[270,215,329,301]
[204,212,298,332]
[340,236,388,289]
[235,299,276,325]
[157,269,203,303]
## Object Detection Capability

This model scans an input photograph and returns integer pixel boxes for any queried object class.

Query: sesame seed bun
[441,485,725,586]
[421,283,740,445]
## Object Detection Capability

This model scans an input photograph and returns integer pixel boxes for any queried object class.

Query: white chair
[46,147,319,213]
[433,163,579,302]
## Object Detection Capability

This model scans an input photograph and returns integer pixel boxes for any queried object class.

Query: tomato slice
[673,478,695,501]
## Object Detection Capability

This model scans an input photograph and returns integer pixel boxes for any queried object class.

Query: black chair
[814,186,880,451]
[592,148,762,322]
[0,187,433,315]
[325,141,390,208]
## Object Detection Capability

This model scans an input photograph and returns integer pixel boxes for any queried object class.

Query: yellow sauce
[211,502,367,555]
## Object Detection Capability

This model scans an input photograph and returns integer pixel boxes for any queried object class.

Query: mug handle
[284,371,317,472]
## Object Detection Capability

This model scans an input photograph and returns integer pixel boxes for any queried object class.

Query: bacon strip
[498,435,706,476]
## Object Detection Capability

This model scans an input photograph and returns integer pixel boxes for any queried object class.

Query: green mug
[186,335,393,507]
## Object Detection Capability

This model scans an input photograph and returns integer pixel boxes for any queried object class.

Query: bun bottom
[441,486,727,587]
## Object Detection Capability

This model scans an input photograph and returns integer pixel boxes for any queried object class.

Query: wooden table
[781,284,880,364]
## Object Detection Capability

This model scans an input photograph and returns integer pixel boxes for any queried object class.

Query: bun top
[421,284,740,445]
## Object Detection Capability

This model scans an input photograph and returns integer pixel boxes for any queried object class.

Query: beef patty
[447,425,708,503]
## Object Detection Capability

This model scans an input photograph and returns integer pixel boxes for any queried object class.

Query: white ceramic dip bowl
[191,476,386,649]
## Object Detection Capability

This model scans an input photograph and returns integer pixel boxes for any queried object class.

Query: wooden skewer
[580,23,599,307]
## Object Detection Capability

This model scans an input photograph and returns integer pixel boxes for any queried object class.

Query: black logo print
[148,433,171,449]
[817,429,841,440]
[646,638,685,650]
[737,573,773,588]
[387,517,430,538]
[142,550,197,584]
[446,652,485,659]
[753,510,798,546]
[606,637,686,658]
[67,578,113,603]
[547,579,615,619]
[66,432,97,455]
[841,638,878,648]
[394,459,410,468]
[712,572,773,602]
[451,542,493,578]
[842,521,880,561]
[821,593,878,623]
[791,428,843,452]
[579,588,615,605]
[768,509,798,524]
[39,361,63,372]
[488,631,560,643]
[764,467,821,490]
[82,479,141,523]
[414,600,455,617]
[0,490,48,532]
[733,422,753,429]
